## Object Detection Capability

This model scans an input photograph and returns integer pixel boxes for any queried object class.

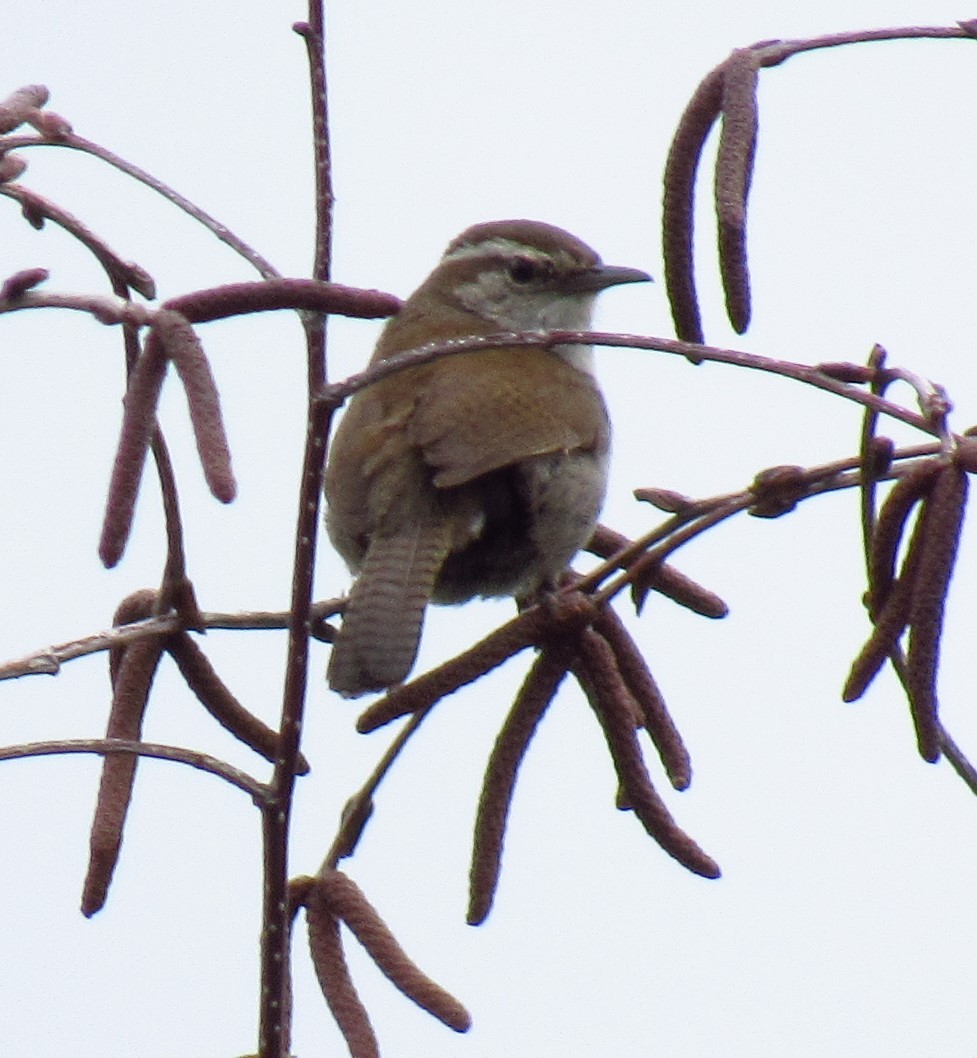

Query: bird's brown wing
[408,347,608,489]
[324,377,431,557]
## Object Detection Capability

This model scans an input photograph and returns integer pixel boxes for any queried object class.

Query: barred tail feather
[327,523,450,697]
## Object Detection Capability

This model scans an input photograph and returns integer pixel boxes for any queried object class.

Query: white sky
[3,2,977,1056]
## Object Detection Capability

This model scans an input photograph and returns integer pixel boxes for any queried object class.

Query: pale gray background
[2,2,976,1056]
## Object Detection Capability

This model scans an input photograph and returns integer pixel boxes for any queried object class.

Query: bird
[324,218,650,697]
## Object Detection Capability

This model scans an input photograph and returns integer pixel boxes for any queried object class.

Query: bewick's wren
[325,219,650,697]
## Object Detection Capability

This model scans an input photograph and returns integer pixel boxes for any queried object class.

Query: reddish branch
[0,183,156,297]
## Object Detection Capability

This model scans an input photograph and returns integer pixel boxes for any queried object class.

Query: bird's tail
[327,521,450,698]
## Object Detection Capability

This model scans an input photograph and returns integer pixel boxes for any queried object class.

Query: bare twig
[0,600,343,681]
[314,328,944,440]
[257,6,338,1055]
[0,738,266,802]
[0,183,155,296]
[325,709,427,866]
[3,130,283,279]
[0,278,398,325]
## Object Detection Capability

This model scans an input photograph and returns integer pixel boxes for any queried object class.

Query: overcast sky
[3,2,977,1057]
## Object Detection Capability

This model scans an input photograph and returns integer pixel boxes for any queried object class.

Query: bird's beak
[565,263,653,294]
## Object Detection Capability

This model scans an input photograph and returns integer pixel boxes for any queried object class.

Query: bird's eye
[507,258,538,284]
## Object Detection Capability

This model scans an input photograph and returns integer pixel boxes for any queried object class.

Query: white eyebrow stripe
[442,237,539,263]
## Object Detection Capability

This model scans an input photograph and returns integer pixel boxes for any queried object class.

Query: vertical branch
[300,0,334,288]
[258,4,336,1057]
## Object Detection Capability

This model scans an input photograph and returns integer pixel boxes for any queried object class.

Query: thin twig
[0,183,155,296]
[0,738,267,802]
[257,6,336,1056]
[325,709,428,866]
[5,132,283,279]
[0,601,344,681]
[314,328,942,440]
